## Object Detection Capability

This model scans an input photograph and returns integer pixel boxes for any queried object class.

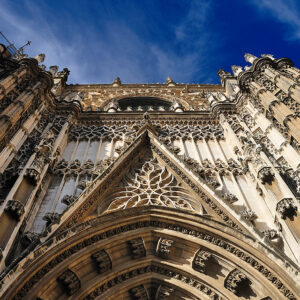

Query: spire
[165,76,175,86]
[34,53,45,64]
[49,65,58,77]
[112,77,121,86]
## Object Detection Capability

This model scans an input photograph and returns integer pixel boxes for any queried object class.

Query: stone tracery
[103,154,197,213]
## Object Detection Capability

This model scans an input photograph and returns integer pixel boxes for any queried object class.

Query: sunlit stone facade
[0,44,299,299]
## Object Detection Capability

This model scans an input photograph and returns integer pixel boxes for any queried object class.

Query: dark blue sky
[1,0,300,84]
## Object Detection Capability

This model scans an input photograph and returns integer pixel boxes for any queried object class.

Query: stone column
[0,66,29,101]
[0,81,42,143]
[249,81,300,144]
[264,66,300,104]
[0,115,71,270]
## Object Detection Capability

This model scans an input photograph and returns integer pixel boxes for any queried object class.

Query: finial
[106,99,120,112]
[143,111,150,121]
[171,98,184,112]
[217,91,227,101]
[207,93,217,105]
[49,65,58,77]
[231,65,243,76]
[112,77,121,86]
[244,53,257,64]
[34,53,45,64]
[217,68,231,80]
[165,76,175,86]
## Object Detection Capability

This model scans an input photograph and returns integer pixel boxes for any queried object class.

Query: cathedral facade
[0,43,299,299]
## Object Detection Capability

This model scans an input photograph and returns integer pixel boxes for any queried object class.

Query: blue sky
[1,0,300,84]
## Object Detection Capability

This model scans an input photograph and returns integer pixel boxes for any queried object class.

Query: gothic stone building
[0,44,299,300]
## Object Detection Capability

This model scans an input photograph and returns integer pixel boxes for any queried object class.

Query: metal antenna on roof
[0,31,31,59]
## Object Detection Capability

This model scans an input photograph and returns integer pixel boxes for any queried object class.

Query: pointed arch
[0,207,298,299]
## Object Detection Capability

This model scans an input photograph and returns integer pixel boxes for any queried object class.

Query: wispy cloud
[0,0,218,84]
[250,0,300,41]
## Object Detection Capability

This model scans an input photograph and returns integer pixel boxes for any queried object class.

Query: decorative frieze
[57,269,81,296]
[84,264,222,300]
[5,200,25,220]
[11,219,297,300]
[276,198,298,220]
[224,269,248,294]
[91,249,112,274]
[156,237,174,259]
[128,237,146,259]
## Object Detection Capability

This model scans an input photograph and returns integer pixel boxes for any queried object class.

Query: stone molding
[6,215,297,300]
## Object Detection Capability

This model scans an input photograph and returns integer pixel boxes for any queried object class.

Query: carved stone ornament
[276,198,298,220]
[91,249,112,274]
[24,168,41,185]
[155,285,174,300]
[128,237,146,259]
[5,200,25,220]
[257,167,275,185]
[262,229,279,241]
[241,209,258,221]
[193,249,213,273]
[156,237,174,259]
[42,212,61,226]
[21,231,40,248]
[129,285,149,300]
[104,155,195,212]
[223,193,239,204]
[61,194,77,206]
[224,269,248,294]
[57,269,81,296]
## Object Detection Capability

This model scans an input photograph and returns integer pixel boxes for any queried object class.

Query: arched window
[118,97,171,111]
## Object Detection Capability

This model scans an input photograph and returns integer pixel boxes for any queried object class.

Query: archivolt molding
[0,207,298,299]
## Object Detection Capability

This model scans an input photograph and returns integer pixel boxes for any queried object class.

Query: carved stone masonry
[156,237,174,259]
[61,194,77,206]
[193,249,213,273]
[262,229,279,241]
[21,231,40,248]
[129,285,149,300]
[42,212,61,226]
[57,269,81,296]
[91,249,112,274]
[25,129,56,185]
[224,269,248,294]
[241,209,258,221]
[128,237,146,259]
[276,198,298,220]
[5,200,25,220]
[257,167,275,185]
[223,193,239,204]
[155,285,174,300]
